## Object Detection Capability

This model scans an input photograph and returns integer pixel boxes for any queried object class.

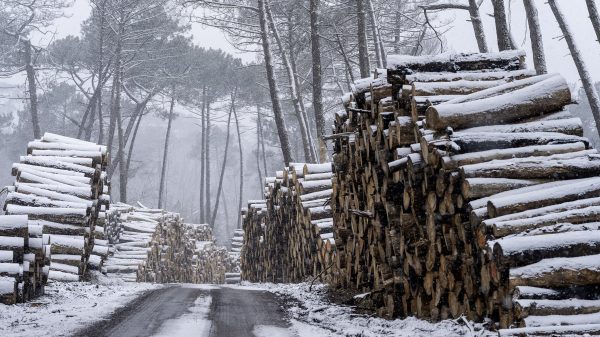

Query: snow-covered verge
[0,273,161,337]
[230,282,494,337]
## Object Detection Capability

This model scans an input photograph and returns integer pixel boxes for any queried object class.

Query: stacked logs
[0,214,50,304]
[225,229,243,284]
[140,220,234,284]
[102,204,162,282]
[240,163,335,284]
[104,204,235,284]
[329,49,600,334]
[1,133,109,290]
[240,50,600,332]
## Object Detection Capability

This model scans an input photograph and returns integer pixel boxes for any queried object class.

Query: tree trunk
[158,93,176,209]
[548,0,600,139]
[199,85,207,223]
[257,105,268,176]
[266,2,315,163]
[309,0,328,163]
[97,0,106,145]
[116,84,126,203]
[210,91,234,227]
[205,100,212,222]
[468,0,489,53]
[287,15,312,149]
[356,0,371,78]
[367,0,385,68]
[124,110,144,187]
[333,23,355,89]
[587,0,600,44]
[233,96,244,230]
[523,0,547,74]
[256,106,264,190]
[24,40,40,139]
[258,0,293,166]
[491,0,514,50]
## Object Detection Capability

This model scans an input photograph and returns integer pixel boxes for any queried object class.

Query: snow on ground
[229,282,492,337]
[0,272,161,337]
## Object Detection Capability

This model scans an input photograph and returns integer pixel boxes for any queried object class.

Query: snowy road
[72,285,294,337]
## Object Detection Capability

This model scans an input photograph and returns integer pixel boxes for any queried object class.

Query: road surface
[72,285,295,337]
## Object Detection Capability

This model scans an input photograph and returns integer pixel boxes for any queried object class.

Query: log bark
[426,75,571,130]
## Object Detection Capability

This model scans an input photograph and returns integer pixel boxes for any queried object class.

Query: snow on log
[486,177,600,218]
[426,74,571,130]
[387,50,525,75]
[510,254,600,288]
[492,230,600,267]
[442,142,586,170]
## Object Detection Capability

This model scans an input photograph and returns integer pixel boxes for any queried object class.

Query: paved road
[72,285,293,337]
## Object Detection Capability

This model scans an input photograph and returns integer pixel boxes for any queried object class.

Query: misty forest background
[1,0,600,244]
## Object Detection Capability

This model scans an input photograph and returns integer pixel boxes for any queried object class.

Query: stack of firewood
[104,204,234,284]
[1,133,109,294]
[0,214,50,304]
[225,229,243,284]
[140,220,234,284]
[102,204,162,282]
[329,49,600,333]
[242,50,600,333]
[240,163,335,283]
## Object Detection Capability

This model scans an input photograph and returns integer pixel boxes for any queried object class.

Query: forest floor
[0,277,489,337]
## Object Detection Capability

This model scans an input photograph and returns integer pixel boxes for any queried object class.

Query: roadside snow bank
[230,282,490,337]
[0,273,160,337]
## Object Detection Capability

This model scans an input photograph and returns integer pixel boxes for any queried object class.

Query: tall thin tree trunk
[356,0,371,78]
[586,0,600,45]
[468,0,488,53]
[310,0,327,162]
[211,91,235,227]
[523,0,547,74]
[107,78,117,154]
[333,24,355,88]
[199,86,207,223]
[258,0,293,165]
[265,2,315,163]
[233,96,244,230]
[205,100,212,221]
[158,93,176,209]
[220,192,230,230]
[116,85,126,202]
[257,106,268,177]
[24,40,40,139]
[367,0,384,68]
[125,111,143,186]
[394,6,402,54]
[256,106,264,190]
[97,0,106,145]
[491,0,514,50]
[548,0,600,138]
[287,15,316,160]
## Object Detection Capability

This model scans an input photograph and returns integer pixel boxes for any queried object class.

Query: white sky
[30,0,600,88]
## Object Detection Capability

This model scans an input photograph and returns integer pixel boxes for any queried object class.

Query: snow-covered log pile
[1,133,109,292]
[0,214,49,304]
[241,163,335,283]
[104,204,235,284]
[225,229,243,284]
[329,49,600,334]
[102,204,161,281]
[139,220,234,284]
